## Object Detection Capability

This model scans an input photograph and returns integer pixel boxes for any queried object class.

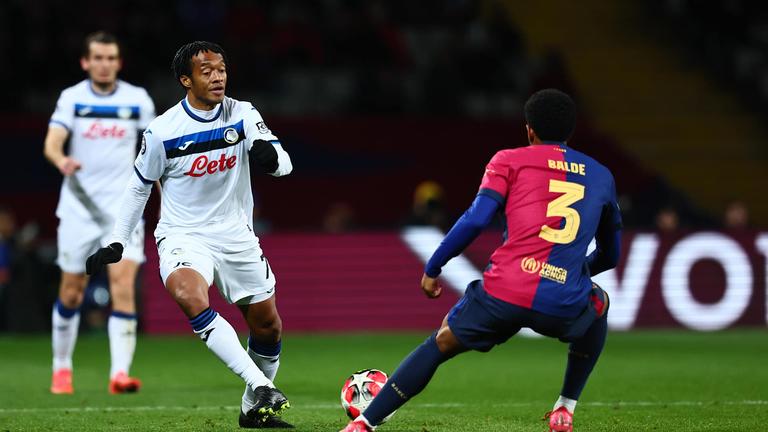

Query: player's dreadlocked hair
[524,89,576,142]
[171,41,228,88]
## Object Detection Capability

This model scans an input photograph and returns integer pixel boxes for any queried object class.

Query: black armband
[249,139,279,174]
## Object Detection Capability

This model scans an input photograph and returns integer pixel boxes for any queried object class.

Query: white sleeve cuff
[270,145,293,177]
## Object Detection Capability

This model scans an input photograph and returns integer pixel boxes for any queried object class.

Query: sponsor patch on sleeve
[256,121,271,135]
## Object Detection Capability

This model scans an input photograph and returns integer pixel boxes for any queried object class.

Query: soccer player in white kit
[43,31,155,395]
[87,41,294,428]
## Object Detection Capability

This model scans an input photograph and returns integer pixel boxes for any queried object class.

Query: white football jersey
[50,79,155,223]
[135,96,291,239]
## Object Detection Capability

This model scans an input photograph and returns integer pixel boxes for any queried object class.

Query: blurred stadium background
[1,0,766,333]
[0,0,767,430]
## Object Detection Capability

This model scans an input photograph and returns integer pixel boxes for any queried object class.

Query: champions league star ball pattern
[340,369,395,423]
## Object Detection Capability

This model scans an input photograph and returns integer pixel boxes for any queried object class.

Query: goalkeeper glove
[86,242,124,275]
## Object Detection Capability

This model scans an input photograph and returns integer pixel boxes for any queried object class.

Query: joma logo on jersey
[184,153,237,177]
[82,121,127,139]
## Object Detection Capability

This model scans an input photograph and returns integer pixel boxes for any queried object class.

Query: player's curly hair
[171,41,228,87]
[524,89,576,142]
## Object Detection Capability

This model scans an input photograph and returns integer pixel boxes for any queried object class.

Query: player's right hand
[421,273,443,299]
[56,157,82,176]
[86,243,124,275]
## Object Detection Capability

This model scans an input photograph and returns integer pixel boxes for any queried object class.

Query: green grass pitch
[1,330,766,431]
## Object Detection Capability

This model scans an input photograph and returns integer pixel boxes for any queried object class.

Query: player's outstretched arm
[422,194,500,297]
[86,173,152,275]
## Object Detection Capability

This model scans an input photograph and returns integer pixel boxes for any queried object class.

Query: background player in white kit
[87,41,294,429]
[43,31,155,395]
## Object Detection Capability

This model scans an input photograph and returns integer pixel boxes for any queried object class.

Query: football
[340,369,395,423]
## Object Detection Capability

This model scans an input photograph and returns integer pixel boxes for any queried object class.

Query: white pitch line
[1,400,765,414]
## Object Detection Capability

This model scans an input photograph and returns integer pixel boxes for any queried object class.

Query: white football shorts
[57,216,145,274]
[156,223,275,305]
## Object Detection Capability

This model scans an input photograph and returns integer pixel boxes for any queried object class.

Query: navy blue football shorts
[446,280,609,352]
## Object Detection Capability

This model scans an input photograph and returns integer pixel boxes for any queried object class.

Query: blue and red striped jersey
[478,143,621,318]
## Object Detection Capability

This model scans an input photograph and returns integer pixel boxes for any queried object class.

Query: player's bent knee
[169,283,207,306]
[59,274,87,307]
[59,290,85,308]
[241,296,282,342]
[250,316,282,343]
[166,272,209,314]
[59,286,85,308]
[435,325,464,355]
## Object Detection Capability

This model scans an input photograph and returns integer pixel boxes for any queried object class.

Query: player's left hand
[85,243,124,275]
[56,156,82,176]
[421,273,442,299]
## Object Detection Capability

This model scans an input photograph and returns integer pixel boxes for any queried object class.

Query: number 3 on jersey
[539,179,585,244]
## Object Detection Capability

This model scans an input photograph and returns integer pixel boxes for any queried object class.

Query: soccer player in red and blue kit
[341,89,622,432]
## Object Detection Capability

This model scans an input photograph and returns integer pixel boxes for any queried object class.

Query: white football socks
[554,395,577,413]
[108,313,137,378]
[52,304,80,371]
[249,348,280,381]
[193,313,273,392]
[242,346,281,413]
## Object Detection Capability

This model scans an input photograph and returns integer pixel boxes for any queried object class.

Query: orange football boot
[339,419,374,432]
[50,368,73,394]
[545,406,574,432]
[108,371,142,394]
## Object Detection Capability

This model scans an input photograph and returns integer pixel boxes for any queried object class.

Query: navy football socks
[362,317,606,423]
[363,334,450,425]
[560,314,608,400]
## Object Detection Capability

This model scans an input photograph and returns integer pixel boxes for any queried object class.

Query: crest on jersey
[256,121,271,135]
[117,107,133,119]
[521,257,541,274]
[223,127,240,144]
